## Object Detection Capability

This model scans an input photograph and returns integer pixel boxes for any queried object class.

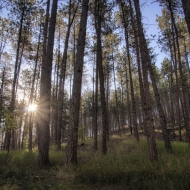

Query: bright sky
[141,0,166,68]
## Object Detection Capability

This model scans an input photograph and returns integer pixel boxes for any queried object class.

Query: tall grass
[0,136,190,189]
[75,137,190,190]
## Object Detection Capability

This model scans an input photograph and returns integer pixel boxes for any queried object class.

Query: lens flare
[28,104,37,112]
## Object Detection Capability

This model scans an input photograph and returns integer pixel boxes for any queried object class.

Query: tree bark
[181,0,190,35]
[28,26,41,151]
[111,47,121,136]
[167,0,190,143]
[93,53,98,150]
[128,0,147,136]
[66,0,89,166]
[57,0,78,150]
[37,0,58,167]
[6,6,25,152]
[120,3,139,141]
[95,0,109,155]
[148,64,172,152]
[133,0,158,161]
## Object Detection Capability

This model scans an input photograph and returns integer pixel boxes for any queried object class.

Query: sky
[141,0,166,68]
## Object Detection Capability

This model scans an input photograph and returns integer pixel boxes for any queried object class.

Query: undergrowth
[0,135,190,189]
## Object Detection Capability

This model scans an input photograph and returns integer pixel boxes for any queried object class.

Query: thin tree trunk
[120,3,139,141]
[169,36,182,141]
[0,67,5,128]
[167,0,190,144]
[6,7,25,152]
[148,63,172,152]
[57,0,78,150]
[93,53,98,150]
[125,69,132,134]
[111,47,121,136]
[133,0,158,161]
[128,0,147,136]
[66,0,89,166]
[28,26,41,151]
[95,0,109,155]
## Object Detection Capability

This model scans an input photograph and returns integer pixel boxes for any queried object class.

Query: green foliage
[4,109,15,131]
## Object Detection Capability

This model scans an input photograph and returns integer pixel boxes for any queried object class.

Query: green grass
[0,135,190,189]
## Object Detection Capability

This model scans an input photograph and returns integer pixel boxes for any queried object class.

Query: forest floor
[0,131,190,190]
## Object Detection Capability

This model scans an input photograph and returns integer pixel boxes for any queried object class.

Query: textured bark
[66,0,89,166]
[37,0,58,167]
[133,0,158,161]
[181,0,190,35]
[148,64,172,152]
[95,0,109,155]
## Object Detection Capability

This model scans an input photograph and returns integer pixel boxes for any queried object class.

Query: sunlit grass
[0,135,190,189]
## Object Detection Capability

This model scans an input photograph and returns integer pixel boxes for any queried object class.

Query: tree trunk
[121,3,139,141]
[181,0,190,35]
[148,64,172,152]
[133,0,158,161]
[168,36,182,141]
[167,0,190,144]
[125,70,132,134]
[7,6,25,152]
[66,0,89,166]
[111,47,121,136]
[37,0,58,167]
[57,0,78,150]
[28,27,41,151]
[128,0,147,136]
[95,0,109,155]
[93,53,98,150]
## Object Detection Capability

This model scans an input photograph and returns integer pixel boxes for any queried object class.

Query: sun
[28,103,37,112]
